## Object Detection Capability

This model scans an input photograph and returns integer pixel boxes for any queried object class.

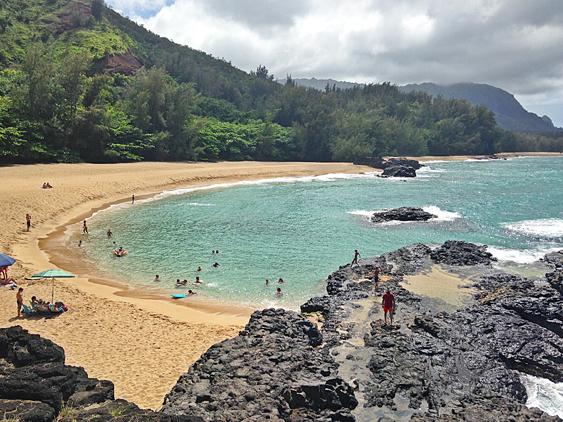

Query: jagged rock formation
[161,308,357,421]
[0,326,202,422]
[371,207,437,223]
[165,242,562,421]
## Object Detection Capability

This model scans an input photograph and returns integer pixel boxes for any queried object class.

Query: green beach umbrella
[32,269,75,303]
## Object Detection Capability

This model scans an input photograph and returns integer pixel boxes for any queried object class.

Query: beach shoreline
[1,153,560,409]
[0,160,375,409]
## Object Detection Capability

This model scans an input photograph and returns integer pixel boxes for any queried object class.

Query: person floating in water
[382,290,395,325]
[351,249,361,266]
[83,220,88,234]
[194,276,204,284]
[276,287,283,297]
[371,266,381,290]
[188,290,198,296]
[107,228,113,238]
[196,266,203,272]
[154,275,161,282]
[277,278,285,284]
[212,262,220,267]
[78,240,82,247]
[265,279,270,285]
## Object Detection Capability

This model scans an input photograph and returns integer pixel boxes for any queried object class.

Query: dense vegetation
[1,0,562,163]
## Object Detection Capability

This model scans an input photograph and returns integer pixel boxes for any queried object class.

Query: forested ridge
[1,0,562,163]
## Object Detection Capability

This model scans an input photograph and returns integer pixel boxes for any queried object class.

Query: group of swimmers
[264,278,286,297]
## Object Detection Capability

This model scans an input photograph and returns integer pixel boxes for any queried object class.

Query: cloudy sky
[106,0,563,127]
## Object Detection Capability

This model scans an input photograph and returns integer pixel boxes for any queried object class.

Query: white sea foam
[148,172,380,202]
[521,374,563,418]
[422,206,461,222]
[488,246,562,264]
[417,166,446,173]
[503,219,563,237]
[348,206,461,224]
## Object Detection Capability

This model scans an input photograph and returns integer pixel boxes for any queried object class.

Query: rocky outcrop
[380,164,417,178]
[544,250,563,269]
[371,207,437,223]
[430,240,497,266]
[161,308,357,421]
[0,326,202,422]
[354,157,422,171]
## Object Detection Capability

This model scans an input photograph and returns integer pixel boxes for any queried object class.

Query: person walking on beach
[132,195,135,204]
[17,288,24,317]
[351,249,361,266]
[371,266,381,290]
[83,220,88,234]
[382,290,395,325]
[26,214,31,232]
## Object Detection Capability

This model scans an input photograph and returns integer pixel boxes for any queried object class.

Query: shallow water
[71,156,563,310]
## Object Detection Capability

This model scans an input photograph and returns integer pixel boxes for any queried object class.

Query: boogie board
[171,294,187,298]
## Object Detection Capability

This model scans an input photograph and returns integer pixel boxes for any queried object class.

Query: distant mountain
[400,83,561,134]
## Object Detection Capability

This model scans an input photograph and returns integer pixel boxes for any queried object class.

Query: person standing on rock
[371,266,381,290]
[351,249,361,266]
[382,290,395,325]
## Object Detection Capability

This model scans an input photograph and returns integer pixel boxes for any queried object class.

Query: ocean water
[71,156,563,310]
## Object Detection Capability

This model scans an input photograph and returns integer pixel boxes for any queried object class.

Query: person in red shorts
[382,290,395,325]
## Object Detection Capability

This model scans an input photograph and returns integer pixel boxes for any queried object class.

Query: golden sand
[0,161,373,409]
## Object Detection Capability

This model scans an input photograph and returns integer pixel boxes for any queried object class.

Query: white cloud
[108,0,563,126]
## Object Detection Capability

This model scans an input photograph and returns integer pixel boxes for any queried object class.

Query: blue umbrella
[0,254,16,267]
[32,269,75,303]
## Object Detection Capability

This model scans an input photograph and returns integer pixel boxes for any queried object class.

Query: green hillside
[1,0,562,163]
[400,83,561,134]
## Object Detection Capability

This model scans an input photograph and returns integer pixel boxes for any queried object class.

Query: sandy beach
[0,153,558,410]
[0,161,374,410]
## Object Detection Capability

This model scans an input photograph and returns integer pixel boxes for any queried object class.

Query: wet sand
[0,161,373,409]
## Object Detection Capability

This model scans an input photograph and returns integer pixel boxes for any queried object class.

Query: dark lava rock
[162,308,357,421]
[371,207,437,223]
[0,326,202,422]
[354,156,422,170]
[381,243,433,275]
[380,164,417,178]
[431,240,497,266]
[0,399,56,422]
[544,250,563,269]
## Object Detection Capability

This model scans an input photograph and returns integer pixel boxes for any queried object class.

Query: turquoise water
[73,156,563,309]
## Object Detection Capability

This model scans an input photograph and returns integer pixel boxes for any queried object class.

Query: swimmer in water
[276,287,283,297]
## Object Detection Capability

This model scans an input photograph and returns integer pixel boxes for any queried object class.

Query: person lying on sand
[0,277,16,285]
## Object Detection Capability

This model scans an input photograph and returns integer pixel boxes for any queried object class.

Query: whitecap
[422,206,462,222]
[502,219,563,237]
[521,374,563,418]
[417,166,446,173]
[488,246,563,264]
